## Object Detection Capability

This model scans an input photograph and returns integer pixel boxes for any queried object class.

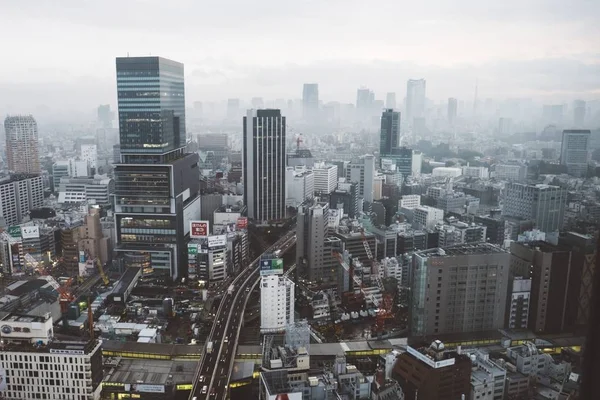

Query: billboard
[21,226,39,239]
[236,217,248,230]
[7,226,21,238]
[79,251,86,263]
[208,234,227,248]
[187,244,198,255]
[190,220,209,238]
[260,258,284,276]
[128,384,165,393]
[268,393,302,400]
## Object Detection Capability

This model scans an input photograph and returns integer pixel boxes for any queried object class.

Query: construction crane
[96,258,110,286]
[57,278,75,329]
[359,230,384,293]
[334,251,382,308]
[373,293,394,339]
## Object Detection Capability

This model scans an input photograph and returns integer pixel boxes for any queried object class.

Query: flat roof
[419,243,506,257]
[102,340,203,357]
[113,267,141,295]
[8,279,48,297]
[103,358,197,385]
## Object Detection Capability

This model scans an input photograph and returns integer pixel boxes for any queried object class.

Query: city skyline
[1,0,599,115]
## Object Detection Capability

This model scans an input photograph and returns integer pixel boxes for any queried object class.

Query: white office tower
[243,109,286,222]
[413,205,444,230]
[0,312,103,399]
[260,275,295,333]
[406,79,426,126]
[80,143,98,170]
[285,166,314,207]
[560,129,590,177]
[313,162,338,194]
[346,154,375,203]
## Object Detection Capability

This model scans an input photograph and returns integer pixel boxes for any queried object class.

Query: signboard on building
[236,217,248,230]
[188,244,198,255]
[131,384,165,393]
[208,234,227,248]
[406,346,455,369]
[79,251,86,263]
[7,226,21,238]
[21,226,39,239]
[260,258,284,276]
[190,220,209,238]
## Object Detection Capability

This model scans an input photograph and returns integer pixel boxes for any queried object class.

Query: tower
[4,115,41,174]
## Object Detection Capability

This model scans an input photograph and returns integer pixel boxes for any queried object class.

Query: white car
[201,386,208,394]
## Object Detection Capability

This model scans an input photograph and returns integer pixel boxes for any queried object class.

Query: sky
[1,0,599,116]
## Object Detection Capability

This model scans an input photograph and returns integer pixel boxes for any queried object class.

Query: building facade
[4,115,40,174]
[502,183,567,233]
[346,155,375,203]
[379,109,400,158]
[313,163,338,194]
[0,174,44,226]
[261,274,295,333]
[560,129,590,177]
[243,109,287,222]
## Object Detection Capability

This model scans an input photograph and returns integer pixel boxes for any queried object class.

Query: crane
[333,251,382,308]
[359,230,384,293]
[96,258,110,286]
[373,293,394,338]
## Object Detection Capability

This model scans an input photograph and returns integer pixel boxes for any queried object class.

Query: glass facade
[116,57,185,156]
[379,109,400,156]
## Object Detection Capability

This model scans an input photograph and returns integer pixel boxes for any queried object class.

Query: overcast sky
[1,0,599,115]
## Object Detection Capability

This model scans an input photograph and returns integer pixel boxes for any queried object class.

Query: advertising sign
[131,384,165,393]
[79,251,86,263]
[208,234,227,248]
[260,258,284,276]
[236,217,248,230]
[190,220,209,238]
[7,226,21,238]
[21,226,40,239]
[187,244,198,255]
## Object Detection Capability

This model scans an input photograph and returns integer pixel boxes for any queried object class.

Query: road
[190,230,297,399]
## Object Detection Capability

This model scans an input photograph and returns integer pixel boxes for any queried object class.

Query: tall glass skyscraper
[379,109,400,157]
[114,57,200,278]
[116,57,186,162]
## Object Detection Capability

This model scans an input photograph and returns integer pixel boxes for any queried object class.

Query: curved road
[190,230,296,399]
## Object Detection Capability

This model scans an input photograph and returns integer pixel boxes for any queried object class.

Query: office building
[312,163,338,194]
[573,100,586,127]
[474,214,506,245]
[261,274,295,333]
[297,202,340,284]
[393,341,471,400]
[0,174,44,226]
[80,143,98,170]
[243,109,287,222]
[346,154,375,203]
[57,176,114,205]
[506,277,531,330]
[510,241,581,333]
[465,349,507,400]
[413,206,444,230]
[399,194,420,210]
[302,83,319,122]
[0,313,103,399]
[285,167,314,208]
[390,147,422,177]
[406,79,426,127]
[560,129,590,177]
[52,159,91,191]
[97,104,113,129]
[379,109,400,158]
[411,243,510,337]
[493,163,527,181]
[356,87,375,122]
[501,183,567,233]
[188,236,227,283]
[330,182,359,218]
[4,115,40,174]
[113,56,200,278]
[448,97,457,125]
[462,165,489,179]
[432,167,462,178]
[0,224,56,275]
[287,148,315,168]
[385,92,397,109]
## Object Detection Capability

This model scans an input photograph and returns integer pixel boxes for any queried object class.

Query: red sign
[236,217,248,230]
[190,221,209,238]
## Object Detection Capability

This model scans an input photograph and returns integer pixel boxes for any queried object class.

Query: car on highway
[201,385,208,394]
[199,375,205,383]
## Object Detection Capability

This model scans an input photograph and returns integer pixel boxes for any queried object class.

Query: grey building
[411,243,510,337]
[406,79,426,127]
[113,56,200,279]
[560,129,590,177]
[379,109,400,158]
[501,183,566,233]
[302,83,319,122]
[0,174,44,226]
[243,109,287,222]
[329,183,359,218]
[4,115,41,174]
[447,98,457,125]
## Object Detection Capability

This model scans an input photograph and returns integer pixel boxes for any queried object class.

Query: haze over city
[1,0,599,118]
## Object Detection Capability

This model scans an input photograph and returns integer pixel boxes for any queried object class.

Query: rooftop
[103,358,197,385]
[113,267,141,296]
[1,312,50,323]
[419,242,506,257]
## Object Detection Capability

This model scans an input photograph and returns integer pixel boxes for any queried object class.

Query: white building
[508,277,531,330]
[466,349,507,400]
[0,312,103,400]
[413,206,444,229]
[260,274,295,333]
[313,163,338,194]
[346,154,375,203]
[399,194,421,210]
[502,183,567,233]
[560,129,590,177]
[0,174,44,226]
[285,167,314,207]
[432,167,462,178]
[80,143,98,170]
[493,164,527,181]
[462,165,489,179]
[57,176,114,205]
[52,159,91,190]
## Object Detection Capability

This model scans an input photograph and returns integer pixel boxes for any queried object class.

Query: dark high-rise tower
[243,109,286,222]
[113,56,200,278]
[379,109,400,157]
[116,56,186,162]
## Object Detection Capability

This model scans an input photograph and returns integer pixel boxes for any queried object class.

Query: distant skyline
[1,0,599,115]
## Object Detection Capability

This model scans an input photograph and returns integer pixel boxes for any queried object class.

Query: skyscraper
[356,87,375,122]
[573,100,586,127]
[379,109,400,157]
[406,79,426,126]
[4,115,40,174]
[385,92,397,109]
[113,56,200,278]
[302,83,319,122]
[261,273,295,333]
[346,154,375,203]
[447,97,457,125]
[560,129,590,177]
[243,109,287,222]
